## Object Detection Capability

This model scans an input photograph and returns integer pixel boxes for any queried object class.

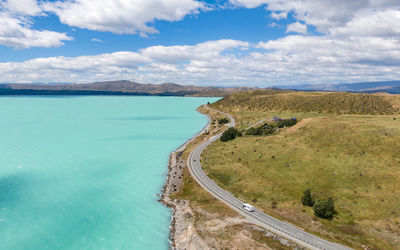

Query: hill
[202,90,400,248]
[213,90,400,115]
[0,81,256,97]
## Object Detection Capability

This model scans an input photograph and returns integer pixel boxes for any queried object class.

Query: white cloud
[0,39,250,84]
[91,38,104,43]
[1,0,41,16]
[1,38,400,85]
[43,0,205,35]
[286,22,307,34]
[330,9,400,37]
[1,0,400,84]
[139,39,249,63]
[0,0,73,49]
[0,12,73,49]
[270,11,287,20]
[229,0,400,35]
[228,0,268,8]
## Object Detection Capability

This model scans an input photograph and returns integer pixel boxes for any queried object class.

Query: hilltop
[214,90,400,115]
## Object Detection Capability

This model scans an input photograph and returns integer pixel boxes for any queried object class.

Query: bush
[220,127,239,142]
[313,197,336,219]
[246,126,263,136]
[301,188,315,207]
[277,119,297,128]
[245,123,275,136]
[218,118,229,124]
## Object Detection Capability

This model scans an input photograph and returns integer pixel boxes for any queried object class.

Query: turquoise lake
[0,96,218,250]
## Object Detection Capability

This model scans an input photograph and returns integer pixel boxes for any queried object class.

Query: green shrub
[277,119,297,128]
[313,197,336,219]
[301,188,315,207]
[245,123,275,136]
[218,118,229,124]
[246,126,263,136]
[220,127,239,142]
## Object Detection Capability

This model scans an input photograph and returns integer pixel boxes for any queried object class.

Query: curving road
[187,106,351,250]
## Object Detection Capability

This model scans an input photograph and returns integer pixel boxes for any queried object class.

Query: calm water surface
[0,96,218,250]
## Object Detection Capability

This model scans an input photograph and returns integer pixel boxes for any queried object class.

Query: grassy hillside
[202,91,400,249]
[213,90,400,115]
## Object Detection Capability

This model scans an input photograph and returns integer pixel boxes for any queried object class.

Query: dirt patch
[282,118,313,134]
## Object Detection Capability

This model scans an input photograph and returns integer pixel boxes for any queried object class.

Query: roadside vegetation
[170,105,295,249]
[202,91,400,249]
[220,127,241,142]
[218,118,229,124]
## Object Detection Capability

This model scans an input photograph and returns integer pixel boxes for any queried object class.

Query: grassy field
[201,92,400,249]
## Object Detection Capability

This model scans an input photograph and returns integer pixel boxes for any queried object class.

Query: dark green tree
[218,118,229,124]
[313,197,336,219]
[277,119,297,128]
[301,188,315,207]
[220,127,238,142]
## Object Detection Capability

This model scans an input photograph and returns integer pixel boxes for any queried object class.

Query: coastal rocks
[160,150,210,250]
[174,200,209,250]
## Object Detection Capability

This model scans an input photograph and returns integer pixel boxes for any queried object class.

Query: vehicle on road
[242,203,255,212]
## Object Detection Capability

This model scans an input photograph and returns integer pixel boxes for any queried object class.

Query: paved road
[187,106,351,250]
[245,118,266,131]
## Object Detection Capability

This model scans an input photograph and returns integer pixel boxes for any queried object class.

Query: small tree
[220,127,238,142]
[218,118,229,124]
[313,197,336,219]
[301,188,315,207]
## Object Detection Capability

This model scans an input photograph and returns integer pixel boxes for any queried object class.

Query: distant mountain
[276,81,400,94]
[0,81,256,97]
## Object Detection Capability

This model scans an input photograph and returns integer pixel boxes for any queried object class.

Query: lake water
[0,96,218,250]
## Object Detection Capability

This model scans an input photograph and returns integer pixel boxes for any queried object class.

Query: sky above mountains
[0,0,400,86]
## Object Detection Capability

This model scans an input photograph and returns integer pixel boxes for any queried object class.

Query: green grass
[202,113,400,249]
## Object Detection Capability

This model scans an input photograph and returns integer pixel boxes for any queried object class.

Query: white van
[242,203,255,212]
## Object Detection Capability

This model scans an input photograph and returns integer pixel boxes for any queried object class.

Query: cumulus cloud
[229,0,400,35]
[1,0,41,16]
[330,9,400,37]
[0,12,73,49]
[0,0,206,48]
[1,38,400,85]
[270,11,287,20]
[0,0,73,49]
[286,22,307,34]
[0,39,250,84]
[42,0,205,35]
[1,0,400,84]
[229,0,268,8]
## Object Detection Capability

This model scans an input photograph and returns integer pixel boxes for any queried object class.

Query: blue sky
[0,0,399,86]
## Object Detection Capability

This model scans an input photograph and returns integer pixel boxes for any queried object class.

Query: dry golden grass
[202,112,400,249]
[213,90,400,115]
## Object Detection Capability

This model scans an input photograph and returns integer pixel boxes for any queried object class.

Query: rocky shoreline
[159,106,301,249]
[159,107,211,249]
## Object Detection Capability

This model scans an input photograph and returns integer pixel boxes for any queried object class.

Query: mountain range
[276,81,400,94]
[0,80,399,96]
[0,81,255,97]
